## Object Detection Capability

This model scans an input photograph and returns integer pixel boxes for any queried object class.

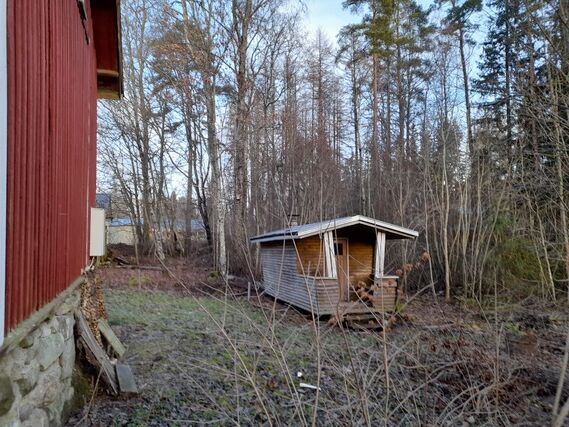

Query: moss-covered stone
[21,408,48,427]
[54,291,80,316]
[0,376,15,416]
[14,360,39,396]
[62,367,93,422]
[36,333,64,371]
[18,331,37,349]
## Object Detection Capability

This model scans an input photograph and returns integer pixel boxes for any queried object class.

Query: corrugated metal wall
[6,0,97,331]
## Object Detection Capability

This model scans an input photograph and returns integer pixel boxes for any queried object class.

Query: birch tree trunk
[232,0,253,268]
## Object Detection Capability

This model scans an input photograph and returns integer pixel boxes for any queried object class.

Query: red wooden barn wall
[6,0,98,331]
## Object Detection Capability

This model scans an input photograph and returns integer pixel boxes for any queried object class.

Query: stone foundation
[0,290,81,426]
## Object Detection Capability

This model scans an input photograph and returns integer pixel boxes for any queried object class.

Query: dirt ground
[67,255,569,426]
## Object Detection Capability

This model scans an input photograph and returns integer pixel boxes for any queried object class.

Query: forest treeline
[98,0,569,302]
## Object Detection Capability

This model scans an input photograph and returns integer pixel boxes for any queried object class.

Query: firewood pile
[351,281,375,305]
[350,279,397,305]
[80,272,107,345]
[76,271,137,395]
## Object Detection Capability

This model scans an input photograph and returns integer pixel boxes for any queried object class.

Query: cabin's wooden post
[323,231,337,278]
[374,231,386,281]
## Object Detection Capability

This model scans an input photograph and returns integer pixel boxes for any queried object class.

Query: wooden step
[343,313,381,322]
[98,319,126,358]
[346,319,384,330]
[116,363,139,394]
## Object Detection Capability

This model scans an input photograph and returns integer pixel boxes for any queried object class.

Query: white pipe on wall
[0,0,8,345]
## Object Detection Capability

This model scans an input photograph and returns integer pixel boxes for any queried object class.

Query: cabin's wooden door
[334,239,349,302]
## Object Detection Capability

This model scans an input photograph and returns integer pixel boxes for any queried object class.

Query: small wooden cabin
[251,215,418,317]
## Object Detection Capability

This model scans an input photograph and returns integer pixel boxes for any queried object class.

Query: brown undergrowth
[67,255,569,426]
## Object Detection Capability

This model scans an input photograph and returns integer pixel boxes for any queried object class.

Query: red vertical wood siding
[6,1,98,331]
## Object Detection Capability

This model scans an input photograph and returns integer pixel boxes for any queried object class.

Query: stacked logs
[351,278,399,311]
[351,280,392,305]
[80,271,108,345]
[352,281,373,304]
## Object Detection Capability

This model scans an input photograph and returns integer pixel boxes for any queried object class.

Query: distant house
[108,218,140,246]
[0,1,122,425]
[187,219,207,240]
[96,193,113,218]
[251,215,418,317]
[107,218,206,246]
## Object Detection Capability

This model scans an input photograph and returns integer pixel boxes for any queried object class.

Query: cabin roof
[250,215,419,243]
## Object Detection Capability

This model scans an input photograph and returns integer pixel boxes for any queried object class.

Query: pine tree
[474,0,526,177]
[441,0,482,155]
